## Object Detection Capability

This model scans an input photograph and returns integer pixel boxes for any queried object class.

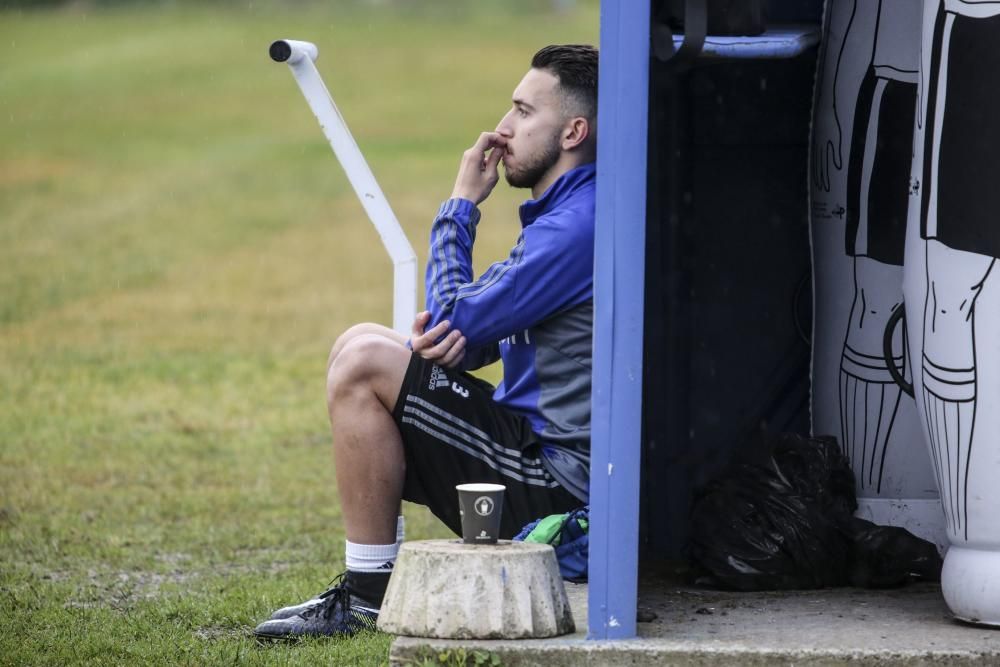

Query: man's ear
[561,117,590,151]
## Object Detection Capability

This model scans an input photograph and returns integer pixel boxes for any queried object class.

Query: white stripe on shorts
[400,416,560,488]
[400,398,559,488]
[404,395,544,465]
[402,404,550,479]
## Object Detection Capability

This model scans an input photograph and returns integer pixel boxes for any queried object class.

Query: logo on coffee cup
[474,496,495,516]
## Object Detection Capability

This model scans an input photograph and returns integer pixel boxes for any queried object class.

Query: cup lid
[456,483,506,492]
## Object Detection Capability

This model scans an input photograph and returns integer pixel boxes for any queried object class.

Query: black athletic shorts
[921,8,1000,260]
[846,68,916,266]
[392,354,580,539]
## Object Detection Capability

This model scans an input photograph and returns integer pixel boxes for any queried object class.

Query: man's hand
[450,132,508,206]
[410,311,467,369]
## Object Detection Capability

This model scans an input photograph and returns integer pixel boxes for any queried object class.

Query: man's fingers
[407,314,465,368]
[410,310,431,338]
[412,319,450,351]
[431,321,452,338]
[452,132,508,203]
[444,345,467,369]
[429,330,462,359]
[472,132,499,150]
[470,132,507,155]
[414,327,462,361]
[484,145,504,172]
[440,336,467,367]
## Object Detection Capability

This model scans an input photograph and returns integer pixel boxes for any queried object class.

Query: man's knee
[328,322,406,371]
[326,334,410,407]
[329,323,378,371]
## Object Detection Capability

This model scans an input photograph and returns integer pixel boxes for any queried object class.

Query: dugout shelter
[591,0,825,639]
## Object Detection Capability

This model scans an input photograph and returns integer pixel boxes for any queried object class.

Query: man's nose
[495,113,514,137]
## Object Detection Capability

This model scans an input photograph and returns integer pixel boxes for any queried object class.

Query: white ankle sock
[346,539,400,573]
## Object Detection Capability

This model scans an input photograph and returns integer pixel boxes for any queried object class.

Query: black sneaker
[266,574,351,620]
[267,594,324,621]
[254,575,379,640]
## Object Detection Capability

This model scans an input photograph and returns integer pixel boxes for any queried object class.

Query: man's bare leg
[327,333,411,546]
[325,315,452,547]
[252,333,412,638]
[328,324,410,543]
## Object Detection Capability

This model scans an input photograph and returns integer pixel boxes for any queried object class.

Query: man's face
[496,68,565,190]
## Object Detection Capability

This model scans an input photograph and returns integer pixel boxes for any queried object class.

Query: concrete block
[377,539,575,639]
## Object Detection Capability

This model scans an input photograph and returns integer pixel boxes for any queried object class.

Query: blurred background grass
[0,1,598,663]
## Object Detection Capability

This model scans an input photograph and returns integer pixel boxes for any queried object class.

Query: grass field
[0,2,599,663]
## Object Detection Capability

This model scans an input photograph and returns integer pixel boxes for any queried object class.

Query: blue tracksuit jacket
[425,162,595,501]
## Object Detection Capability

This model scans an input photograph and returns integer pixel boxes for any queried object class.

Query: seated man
[254,43,598,640]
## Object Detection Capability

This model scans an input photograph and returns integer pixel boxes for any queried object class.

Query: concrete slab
[389,581,1000,665]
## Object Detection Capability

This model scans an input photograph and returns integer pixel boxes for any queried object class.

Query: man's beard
[503,136,561,190]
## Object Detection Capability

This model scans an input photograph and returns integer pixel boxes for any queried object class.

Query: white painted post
[270,39,417,335]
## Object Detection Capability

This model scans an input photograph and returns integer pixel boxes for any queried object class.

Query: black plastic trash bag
[845,516,942,588]
[688,433,941,591]
[688,434,855,590]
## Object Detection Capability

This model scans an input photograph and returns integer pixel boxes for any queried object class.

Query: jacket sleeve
[424,198,593,349]
[455,343,501,372]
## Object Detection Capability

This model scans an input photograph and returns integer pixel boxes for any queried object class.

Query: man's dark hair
[531,44,598,122]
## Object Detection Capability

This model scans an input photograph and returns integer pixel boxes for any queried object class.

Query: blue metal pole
[588,0,649,641]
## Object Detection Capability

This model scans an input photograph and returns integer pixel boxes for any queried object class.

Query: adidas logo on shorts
[428,365,450,391]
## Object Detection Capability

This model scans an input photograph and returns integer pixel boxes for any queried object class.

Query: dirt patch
[154,551,193,567]
[47,559,293,611]
[59,569,197,611]
[194,625,247,642]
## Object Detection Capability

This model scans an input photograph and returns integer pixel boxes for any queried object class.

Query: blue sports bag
[513,505,589,583]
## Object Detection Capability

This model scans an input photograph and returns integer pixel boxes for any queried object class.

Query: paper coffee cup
[456,483,505,544]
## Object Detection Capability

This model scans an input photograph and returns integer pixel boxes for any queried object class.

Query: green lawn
[0,2,598,663]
